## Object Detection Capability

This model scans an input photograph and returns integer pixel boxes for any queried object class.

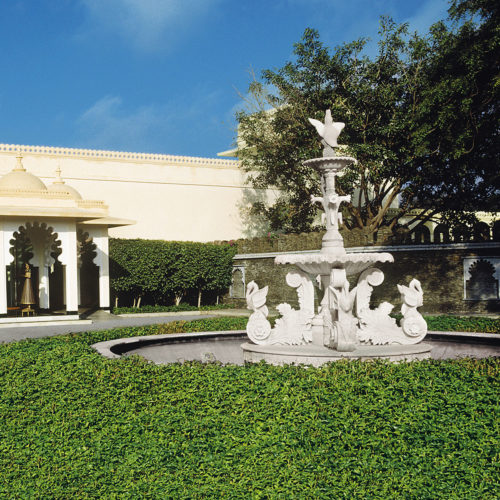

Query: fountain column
[243,109,430,364]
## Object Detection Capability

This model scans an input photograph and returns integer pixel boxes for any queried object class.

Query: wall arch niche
[8,222,62,311]
[433,224,450,244]
[463,257,500,300]
[230,266,246,298]
[411,225,431,244]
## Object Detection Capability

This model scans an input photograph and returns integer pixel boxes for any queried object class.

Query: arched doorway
[8,222,62,313]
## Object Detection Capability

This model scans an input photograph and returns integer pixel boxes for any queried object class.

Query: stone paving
[0,310,217,344]
[1,310,498,366]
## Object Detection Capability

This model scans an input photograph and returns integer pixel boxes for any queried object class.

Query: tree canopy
[236,0,499,236]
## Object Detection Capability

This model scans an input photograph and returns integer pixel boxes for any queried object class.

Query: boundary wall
[0,144,276,242]
[224,232,500,314]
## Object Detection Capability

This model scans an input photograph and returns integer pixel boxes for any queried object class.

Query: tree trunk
[137,296,142,308]
[197,290,202,308]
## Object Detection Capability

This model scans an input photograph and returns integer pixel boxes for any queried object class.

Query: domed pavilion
[0,154,133,319]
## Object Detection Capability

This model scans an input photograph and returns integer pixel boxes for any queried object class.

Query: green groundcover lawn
[0,321,498,498]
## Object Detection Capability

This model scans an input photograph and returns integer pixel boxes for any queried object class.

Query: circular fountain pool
[92,331,499,366]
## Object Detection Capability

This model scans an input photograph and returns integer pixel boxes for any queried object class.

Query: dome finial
[54,165,65,185]
[14,152,26,172]
[47,166,82,199]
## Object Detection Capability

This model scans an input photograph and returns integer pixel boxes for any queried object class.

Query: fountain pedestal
[243,111,431,365]
[241,342,432,366]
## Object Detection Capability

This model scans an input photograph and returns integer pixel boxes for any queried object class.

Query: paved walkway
[0,310,223,344]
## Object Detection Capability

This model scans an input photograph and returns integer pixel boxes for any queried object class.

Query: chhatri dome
[0,154,47,192]
[0,155,82,199]
[0,151,134,319]
[47,166,82,199]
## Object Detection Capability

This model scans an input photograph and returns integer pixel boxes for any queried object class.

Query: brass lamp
[20,263,36,316]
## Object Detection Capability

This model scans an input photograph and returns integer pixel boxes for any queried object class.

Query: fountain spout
[305,110,356,254]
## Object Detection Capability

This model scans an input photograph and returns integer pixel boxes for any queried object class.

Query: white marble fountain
[242,111,431,365]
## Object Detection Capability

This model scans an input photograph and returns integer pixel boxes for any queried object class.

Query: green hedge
[113,310,500,334]
[109,238,237,307]
[0,325,497,498]
[425,316,499,333]
[113,303,239,314]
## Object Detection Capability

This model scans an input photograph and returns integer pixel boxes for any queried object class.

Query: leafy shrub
[390,314,499,333]
[155,317,248,334]
[425,316,500,333]
[113,303,239,314]
[109,239,236,307]
[0,326,497,498]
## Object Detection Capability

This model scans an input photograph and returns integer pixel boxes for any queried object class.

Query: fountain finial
[308,110,345,156]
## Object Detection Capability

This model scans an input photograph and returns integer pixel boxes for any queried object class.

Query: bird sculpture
[397,279,424,316]
[308,109,345,149]
[246,281,269,317]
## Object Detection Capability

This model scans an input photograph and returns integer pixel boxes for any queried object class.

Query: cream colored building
[0,155,132,317]
[0,144,274,242]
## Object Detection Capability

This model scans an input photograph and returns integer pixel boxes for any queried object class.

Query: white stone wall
[0,145,276,242]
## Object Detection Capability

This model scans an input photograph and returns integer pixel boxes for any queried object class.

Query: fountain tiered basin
[242,111,432,364]
[275,251,394,276]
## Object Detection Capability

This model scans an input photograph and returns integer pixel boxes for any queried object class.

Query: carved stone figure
[357,274,428,345]
[356,268,401,345]
[245,272,315,346]
[272,303,312,345]
[311,179,351,234]
[397,279,427,342]
[308,110,345,155]
[357,301,401,345]
[245,281,272,345]
[329,279,357,351]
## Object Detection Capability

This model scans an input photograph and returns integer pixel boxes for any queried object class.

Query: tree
[109,239,236,307]
[236,0,499,237]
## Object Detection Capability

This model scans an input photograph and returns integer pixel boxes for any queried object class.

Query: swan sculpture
[246,281,269,317]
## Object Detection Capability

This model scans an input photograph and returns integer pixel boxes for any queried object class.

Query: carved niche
[464,258,500,300]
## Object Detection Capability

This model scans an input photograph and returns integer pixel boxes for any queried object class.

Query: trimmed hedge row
[153,316,248,334]
[113,303,239,314]
[113,309,500,334]
[0,324,498,498]
[425,316,499,333]
[110,238,237,307]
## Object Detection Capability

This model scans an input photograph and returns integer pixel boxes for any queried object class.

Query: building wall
[0,144,275,242]
[226,242,500,315]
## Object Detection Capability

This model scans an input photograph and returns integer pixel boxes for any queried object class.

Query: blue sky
[0,0,450,158]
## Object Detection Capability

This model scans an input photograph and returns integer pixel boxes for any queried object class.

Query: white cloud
[75,90,226,154]
[76,95,166,151]
[79,0,220,51]
[404,0,450,35]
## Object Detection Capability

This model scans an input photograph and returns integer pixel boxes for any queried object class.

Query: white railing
[0,144,240,169]
[77,200,107,209]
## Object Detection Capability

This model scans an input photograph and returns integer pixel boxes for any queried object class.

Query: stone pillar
[77,266,81,306]
[65,232,78,314]
[39,266,50,309]
[92,227,110,309]
[0,224,6,315]
[0,222,17,316]
[62,266,66,306]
